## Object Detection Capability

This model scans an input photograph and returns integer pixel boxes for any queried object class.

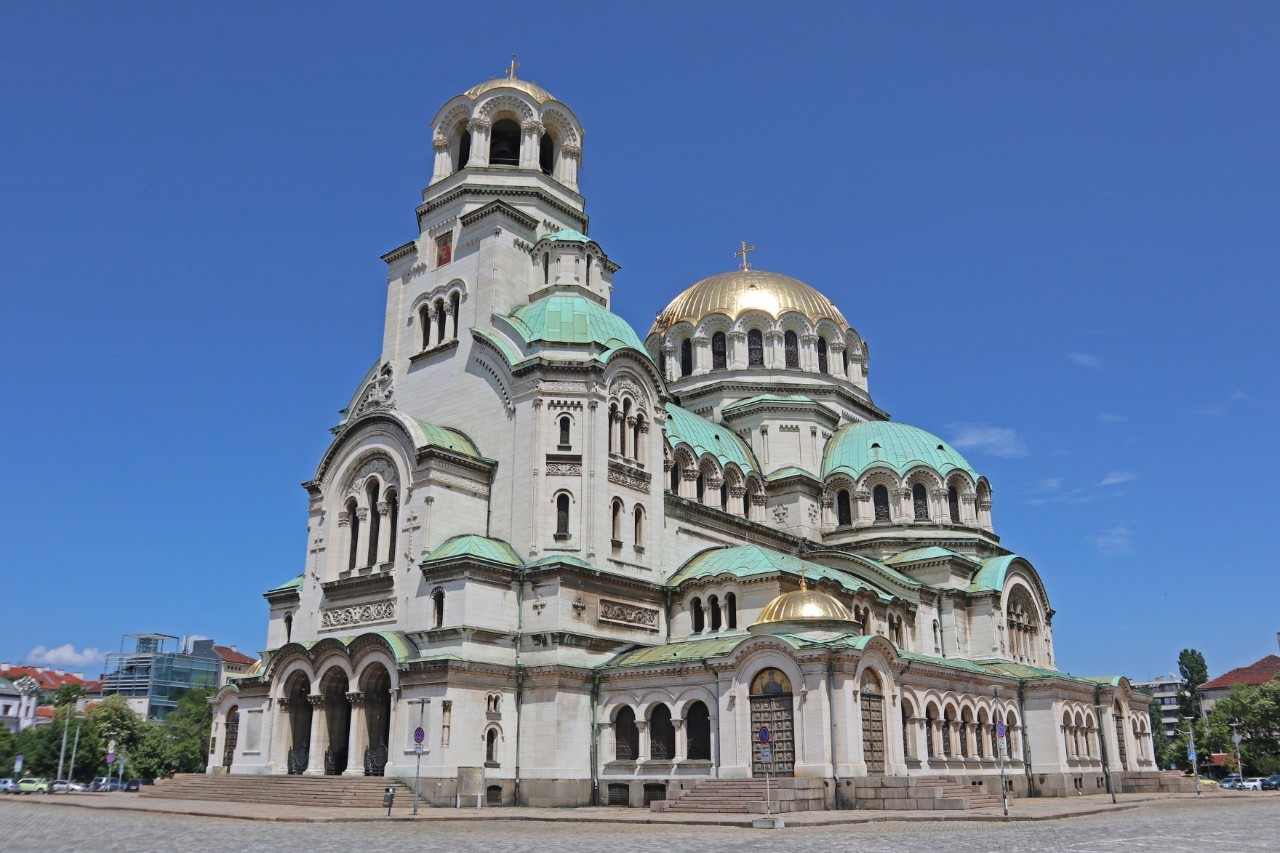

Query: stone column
[765,330,783,369]
[598,721,614,764]
[467,118,490,167]
[375,502,392,566]
[431,134,451,183]
[661,343,676,382]
[343,692,367,777]
[560,143,580,189]
[673,719,686,761]
[354,507,369,568]
[728,330,746,369]
[305,695,327,775]
[520,120,543,170]
[681,468,698,501]
[636,721,650,762]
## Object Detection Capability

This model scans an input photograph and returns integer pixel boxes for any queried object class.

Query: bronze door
[750,694,795,777]
[861,693,885,775]
[222,713,239,770]
[1114,715,1128,770]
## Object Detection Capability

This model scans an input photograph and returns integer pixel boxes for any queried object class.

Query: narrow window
[913,483,929,521]
[614,707,638,761]
[747,329,764,366]
[490,118,521,165]
[559,415,571,448]
[817,338,828,373]
[670,463,680,493]
[284,611,293,644]
[873,485,890,522]
[347,498,360,570]
[709,595,721,631]
[686,701,711,760]
[458,130,471,170]
[948,486,960,523]
[556,494,570,537]
[726,592,737,629]
[585,254,591,288]
[691,597,704,633]
[608,404,618,454]
[620,399,631,458]
[649,704,675,760]
[837,489,852,527]
[539,133,554,175]
[720,482,728,512]
[386,490,399,564]
[842,348,848,374]
[450,292,460,339]
[543,253,549,285]
[420,306,432,350]
[633,506,644,547]
[486,729,498,764]
[432,588,445,628]
[365,480,381,566]
[680,339,693,377]
[435,299,446,344]
[784,330,799,369]
[632,416,643,461]
[711,332,726,370]
[611,500,622,542]
[695,473,705,503]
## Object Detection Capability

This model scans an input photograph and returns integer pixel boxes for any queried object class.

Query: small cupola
[749,574,860,637]
[530,228,616,305]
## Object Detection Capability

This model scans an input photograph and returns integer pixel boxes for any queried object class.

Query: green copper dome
[502,294,649,357]
[822,421,978,481]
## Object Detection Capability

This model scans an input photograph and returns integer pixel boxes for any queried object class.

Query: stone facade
[209,70,1178,806]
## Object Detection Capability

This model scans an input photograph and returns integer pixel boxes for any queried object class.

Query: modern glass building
[100,633,221,721]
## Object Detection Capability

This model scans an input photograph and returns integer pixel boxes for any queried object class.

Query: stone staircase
[911,776,1003,809]
[141,774,414,809]
[653,778,826,814]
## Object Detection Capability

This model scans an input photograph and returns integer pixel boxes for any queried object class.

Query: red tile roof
[0,664,94,690]
[1199,654,1280,691]
[212,645,256,666]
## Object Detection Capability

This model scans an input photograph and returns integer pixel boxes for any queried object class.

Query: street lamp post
[67,716,83,787]
[1184,718,1201,798]
[1093,704,1117,804]
[56,704,72,785]
[994,686,1009,817]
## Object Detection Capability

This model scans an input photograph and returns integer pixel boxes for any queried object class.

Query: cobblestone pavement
[1,796,1275,852]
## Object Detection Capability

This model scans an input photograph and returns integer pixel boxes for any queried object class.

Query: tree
[1203,677,1280,776]
[0,724,17,775]
[52,683,86,709]
[1178,649,1209,721]
[164,685,216,773]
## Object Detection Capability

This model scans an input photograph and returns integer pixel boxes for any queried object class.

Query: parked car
[123,779,144,792]
[1262,775,1280,791]
[49,780,73,793]
[1239,777,1264,790]
[1220,774,1241,790]
[99,779,123,792]
[88,777,111,792]
[0,778,16,793]
[16,778,49,794]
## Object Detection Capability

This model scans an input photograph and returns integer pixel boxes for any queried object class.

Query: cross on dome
[735,238,756,271]
[506,55,520,79]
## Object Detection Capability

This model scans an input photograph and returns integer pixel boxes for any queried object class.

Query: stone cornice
[417,182,588,232]
[321,572,394,601]
[457,199,539,232]
[381,241,417,265]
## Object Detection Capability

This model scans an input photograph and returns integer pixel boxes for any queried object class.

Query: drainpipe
[1017,679,1035,797]
[827,650,841,805]
[590,671,601,805]
[514,568,524,806]
[699,660,722,776]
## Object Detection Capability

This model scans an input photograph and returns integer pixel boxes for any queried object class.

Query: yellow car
[16,778,49,794]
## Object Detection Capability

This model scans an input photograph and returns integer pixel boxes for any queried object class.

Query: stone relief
[346,455,400,496]
[598,599,659,631]
[320,599,395,629]
[350,364,394,418]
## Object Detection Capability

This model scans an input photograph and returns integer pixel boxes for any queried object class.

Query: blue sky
[2,2,1277,682]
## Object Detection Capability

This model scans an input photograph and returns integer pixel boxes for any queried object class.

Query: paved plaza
[1,794,1276,852]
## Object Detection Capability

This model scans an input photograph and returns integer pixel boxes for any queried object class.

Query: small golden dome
[751,576,860,634]
[464,77,555,104]
[649,269,850,337]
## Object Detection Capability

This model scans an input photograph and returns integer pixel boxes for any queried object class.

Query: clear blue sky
[2,2,1277,682]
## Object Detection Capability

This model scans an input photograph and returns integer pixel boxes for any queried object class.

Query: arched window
[458,130,471,170]
[741,489,751,518]
[585,254,591,288]
[912,483,929,521]
[872,485,890,522]
[556,494,571,538]
[719,481,728,512]
[435,299,446,344]
[542,252,549,285]
[747,329,764,366]
[614,707,638,761]
[450,292,460,340]
[669,463,680,493]
[817,338,828,373]
[726,592,737,629]
[784,330,799,369]
[608,404,618,454]
[365,480,381,566]
[711,332,727,370]
[836,489,852,526]
[620,399,631,458]
[284,611,293,644]
[420,305,432,350]
[559,415,571,448]
[649,704,675,760]
[902,699,916,758]
[948,486,960,523]
[942,707,955,757]
[695,473,705,503]
[842,347,848,375]
[691,597,704,634]
[632,415,644,461]
[539,133,554,175]
[686,701,711,761]
[925,705,937,758]
[680,339,693,377]
[486,728,499,764]
[633,506,644,547]
[611,500,622,543]
[709,595,721,631]
[490,118,521,165]
[346,497,360,571]
[386,489,399,565]
[432,588,445,628]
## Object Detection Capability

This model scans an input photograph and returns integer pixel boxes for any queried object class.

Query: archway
[222,705,239,771]
[859,670,886,775]
[749,667,794,777]
[283,672,311,775]
[319,668,351,775]
[361,664,392,776]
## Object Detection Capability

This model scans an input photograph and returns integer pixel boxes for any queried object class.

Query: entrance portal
[749,668,795,777]
[859,671,885,775]
[283,673,311,775]
[222,707,239,771]
[361,664,392,776]
[320,669,351,775]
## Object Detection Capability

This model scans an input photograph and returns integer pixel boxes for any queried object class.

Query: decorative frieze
[607,462,651,492]
[547,462,582,476]
[598,599,660,631]
[320,599,396,629]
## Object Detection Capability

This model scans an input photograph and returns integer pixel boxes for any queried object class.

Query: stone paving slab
[5,789,1269,827]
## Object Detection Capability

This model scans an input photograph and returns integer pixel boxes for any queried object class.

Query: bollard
[384,786,396,816]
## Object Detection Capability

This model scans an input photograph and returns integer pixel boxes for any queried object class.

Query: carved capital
[307,694,327,708]
[467,117,490,132]
[432,135,450,152]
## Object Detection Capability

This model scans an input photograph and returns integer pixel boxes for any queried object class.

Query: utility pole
[1229,720,1245,781]
[1185,718,1201,798]
[56,704,72,785]
[68,717,83,786]
[1093,703,1117,804]
[995,686,1009,817]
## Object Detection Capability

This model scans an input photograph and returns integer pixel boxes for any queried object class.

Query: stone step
[141,774,413,809]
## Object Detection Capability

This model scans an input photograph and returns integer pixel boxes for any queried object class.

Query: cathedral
[209,69,1180,809]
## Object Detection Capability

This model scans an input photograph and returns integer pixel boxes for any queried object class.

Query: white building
[211,69,1183,808]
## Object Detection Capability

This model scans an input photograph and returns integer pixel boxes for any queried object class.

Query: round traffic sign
[758,725,770,744]
[414,726,425,744]
[996,721,1006,738]
[106,753,115,765]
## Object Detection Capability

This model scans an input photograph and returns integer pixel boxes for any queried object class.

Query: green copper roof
[266,574,303,593]
[765,466,819,482]
[885,546,980,568]
[525,554,597,571]
[502,294,649,357]
[822,421,978,481]
[412,419,483,459]
[544,228,591,243]
[471,327,526,366]
[425,534,522,567]
[900,650,994,676]
[967,555,1019,594]
[666,544,892,601]
[603,636,752,669]
[664,403,759,475]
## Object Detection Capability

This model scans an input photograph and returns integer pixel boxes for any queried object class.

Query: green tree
[129,724,178,780]
[1204,677,1280,776]
[52,683,86,709]
[1178,649,1209,721]
[0,724,17,774]
[165,685,216,773]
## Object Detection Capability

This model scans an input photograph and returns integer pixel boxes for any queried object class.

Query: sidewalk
[4,790,1245,826]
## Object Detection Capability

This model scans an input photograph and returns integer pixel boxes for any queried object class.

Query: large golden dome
[650,269,850,337]
[464,76,555,104]
[750,576,860,635]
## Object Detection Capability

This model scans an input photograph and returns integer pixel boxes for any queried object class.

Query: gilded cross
[734,238,755,271]
[506,55,520,79]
